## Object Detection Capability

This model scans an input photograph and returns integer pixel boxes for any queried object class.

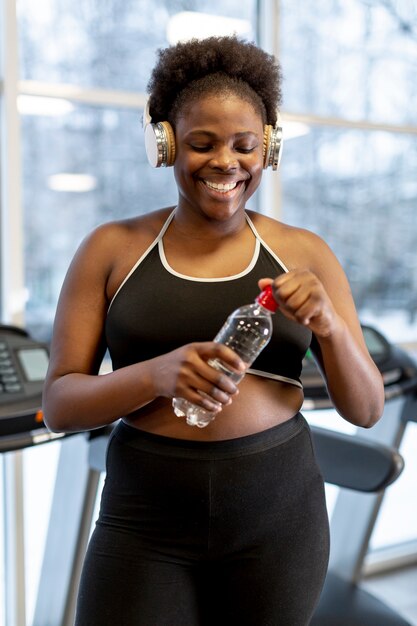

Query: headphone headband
[142,98,152,129]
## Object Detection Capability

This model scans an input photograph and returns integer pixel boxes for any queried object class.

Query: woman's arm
[260,231,385,428]
[43,225,244,433]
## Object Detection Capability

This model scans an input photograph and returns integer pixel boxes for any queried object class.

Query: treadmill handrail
[310,425,404,492]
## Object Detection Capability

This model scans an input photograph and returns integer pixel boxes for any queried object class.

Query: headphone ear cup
[144,120,176,168]
[263,123,283,170]
[263,125,273,170]
[160,121,176,166]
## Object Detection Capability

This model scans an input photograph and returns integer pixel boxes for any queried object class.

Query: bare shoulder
[61,207,175,304]
[73,207,172,276]
[80,207,173,259]
[247,210,337,274]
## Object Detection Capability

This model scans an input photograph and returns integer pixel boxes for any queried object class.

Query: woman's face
[173,94,264,221]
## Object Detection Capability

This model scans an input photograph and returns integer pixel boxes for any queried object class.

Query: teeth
[204,180,237,192]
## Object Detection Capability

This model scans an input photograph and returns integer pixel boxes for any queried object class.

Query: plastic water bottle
[172,285,278,428]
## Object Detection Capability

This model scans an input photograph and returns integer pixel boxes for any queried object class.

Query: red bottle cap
[256,284,278,312]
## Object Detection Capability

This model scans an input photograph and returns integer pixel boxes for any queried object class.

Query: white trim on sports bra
[244,213,290,273]
[246,368,303,388]
[158,212,261,283]
[109,208,289,306]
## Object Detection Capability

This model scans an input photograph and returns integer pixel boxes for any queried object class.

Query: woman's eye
[236,146,256,154]
[191,145,212,152]
[190,144,257,154]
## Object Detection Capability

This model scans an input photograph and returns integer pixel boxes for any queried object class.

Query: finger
[179,359,239,406]
[192,390,224,413]
[273,281,306,310]
[193,348,244,407]
[258,277,273,291]
[281,288,312,314]
[186,382,234,412]
[173,344,239,396]
[292,299,324,325]
[201,364,240,395]
[273,271,317,304]
[199,387,233,410]
[197,342,246,372]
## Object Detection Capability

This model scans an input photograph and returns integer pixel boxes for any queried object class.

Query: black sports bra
[105,210,311,388]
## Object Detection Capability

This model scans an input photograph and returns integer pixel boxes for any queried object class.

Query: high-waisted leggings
[75,414,330,626]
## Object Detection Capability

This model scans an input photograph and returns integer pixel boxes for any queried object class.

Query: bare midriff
[123,375,304,441]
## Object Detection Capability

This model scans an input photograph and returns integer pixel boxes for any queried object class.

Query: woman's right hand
[149,342,245,412]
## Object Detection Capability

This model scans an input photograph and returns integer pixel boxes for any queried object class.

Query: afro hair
[147,36,282,126]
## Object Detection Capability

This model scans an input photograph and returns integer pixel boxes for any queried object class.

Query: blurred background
[1,0,417,624]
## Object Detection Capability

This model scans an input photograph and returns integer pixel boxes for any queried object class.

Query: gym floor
[361,564,417,625]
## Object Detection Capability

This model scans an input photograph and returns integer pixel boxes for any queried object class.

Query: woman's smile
[204,180,238,192]
[199,178,246,201]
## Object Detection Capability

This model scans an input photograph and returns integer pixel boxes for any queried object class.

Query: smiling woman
[172,95,263,221]
[42,35,384,626]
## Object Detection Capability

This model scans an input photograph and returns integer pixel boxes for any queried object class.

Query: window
[281,0,417,125]
[16,0,257,341]
[18,0,256,91]
[279,0,417,566]
[21,104,176,339]
[281,126,417,330]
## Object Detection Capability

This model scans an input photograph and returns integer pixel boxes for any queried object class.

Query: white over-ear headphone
[142,98,283,170]
[142,99,176,168]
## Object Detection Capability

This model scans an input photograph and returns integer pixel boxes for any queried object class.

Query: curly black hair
[147,36,282,127]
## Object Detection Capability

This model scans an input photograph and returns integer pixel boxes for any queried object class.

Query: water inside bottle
[172,396,217,427]
[214,314,271,364]
[207,358,246,383]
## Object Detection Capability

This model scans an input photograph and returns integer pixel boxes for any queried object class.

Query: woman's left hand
[258,270,341,338]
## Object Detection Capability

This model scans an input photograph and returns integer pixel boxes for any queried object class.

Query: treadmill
[1,323,416,626]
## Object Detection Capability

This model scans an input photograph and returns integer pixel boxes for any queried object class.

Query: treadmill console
[0,325,49,436]
[0,326,48,404]
[301,324,417,408]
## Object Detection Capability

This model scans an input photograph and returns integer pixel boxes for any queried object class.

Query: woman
[43,36,384,625]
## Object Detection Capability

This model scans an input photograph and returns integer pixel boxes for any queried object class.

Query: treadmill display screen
[362,327,389,358]
[16,348,49,382]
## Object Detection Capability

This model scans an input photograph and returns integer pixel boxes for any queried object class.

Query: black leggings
[75,414,329,626]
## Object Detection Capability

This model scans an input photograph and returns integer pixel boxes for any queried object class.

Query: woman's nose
[209,146,238,170]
